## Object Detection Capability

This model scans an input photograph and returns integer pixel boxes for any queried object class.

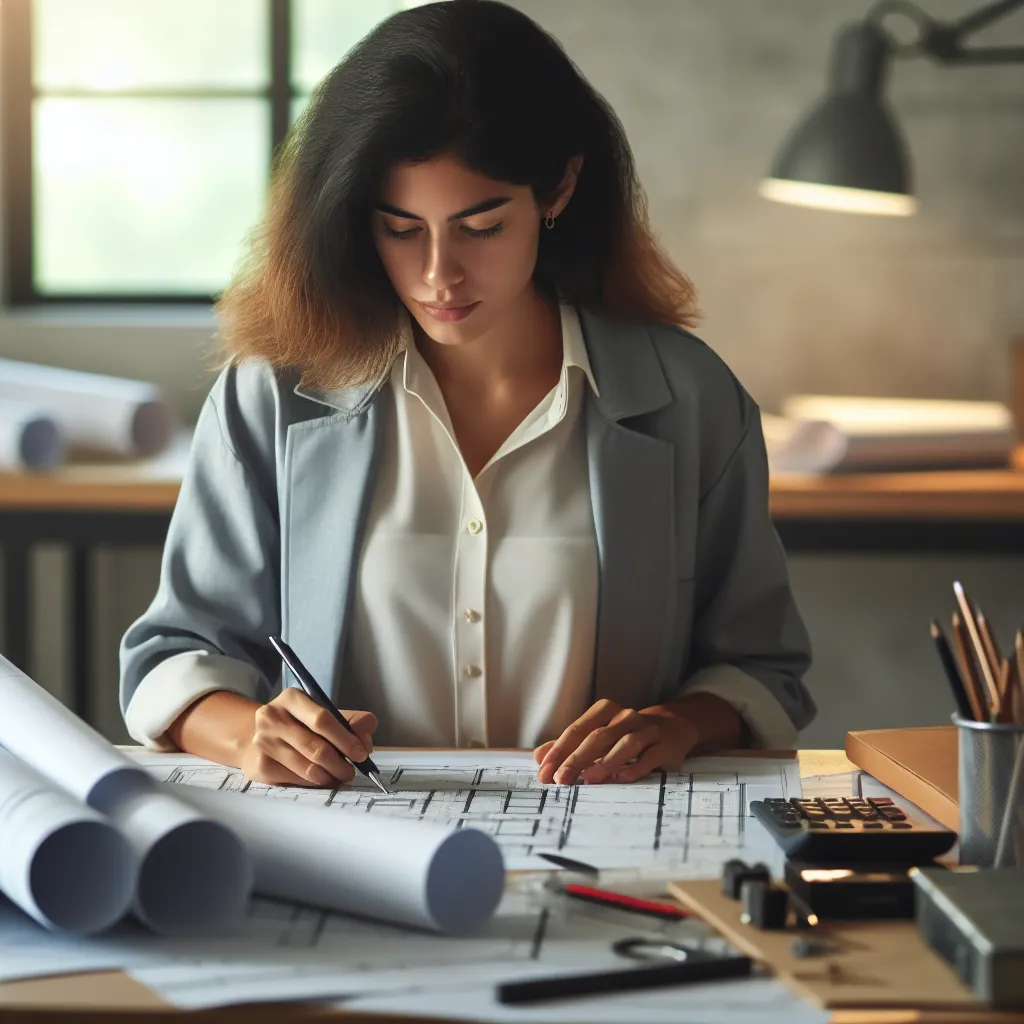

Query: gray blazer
[120,307,815,737]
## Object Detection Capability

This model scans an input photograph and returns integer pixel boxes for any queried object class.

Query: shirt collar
[559,302,600,398]
[395,301,601,398]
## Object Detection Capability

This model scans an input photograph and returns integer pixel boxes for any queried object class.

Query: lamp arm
[868,0,1024,65]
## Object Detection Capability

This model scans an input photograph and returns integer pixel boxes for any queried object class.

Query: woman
[120,0,815,790]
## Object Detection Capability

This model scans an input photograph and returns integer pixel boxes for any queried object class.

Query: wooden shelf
[3,439,1024,521]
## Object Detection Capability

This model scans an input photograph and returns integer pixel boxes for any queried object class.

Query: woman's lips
[418,301,480,322]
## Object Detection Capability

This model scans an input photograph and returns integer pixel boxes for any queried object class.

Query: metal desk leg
[2,542,30,672]
[71,545,91,723]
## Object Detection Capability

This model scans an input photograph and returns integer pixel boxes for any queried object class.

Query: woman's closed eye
[380,221,505,240]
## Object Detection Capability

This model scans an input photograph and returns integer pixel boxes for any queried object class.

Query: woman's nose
[422,238,464,294]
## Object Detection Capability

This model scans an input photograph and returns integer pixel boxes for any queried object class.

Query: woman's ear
[549,154,585,218]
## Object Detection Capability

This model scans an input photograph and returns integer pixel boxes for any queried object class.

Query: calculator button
[834,822,854,829]
[807,821,829,829]
[862,822,884,829]
[868,798,894,806]
[890,822,913,829]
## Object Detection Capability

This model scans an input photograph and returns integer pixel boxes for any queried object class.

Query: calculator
[749,796,957,863]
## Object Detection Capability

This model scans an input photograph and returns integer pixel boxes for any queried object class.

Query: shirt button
[463,664,482,678]
[466,518,484,535]
[463,608,482,623]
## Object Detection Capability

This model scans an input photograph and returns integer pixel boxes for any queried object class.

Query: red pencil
[563,883,690,920]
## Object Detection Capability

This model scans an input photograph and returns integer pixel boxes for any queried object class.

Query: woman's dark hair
[216,0,698,390]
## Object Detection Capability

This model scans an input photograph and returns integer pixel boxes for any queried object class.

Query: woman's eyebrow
[374,197,512,221]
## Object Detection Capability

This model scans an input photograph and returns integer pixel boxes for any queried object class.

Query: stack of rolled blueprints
[0,359,177,472]
[0,654,506,939]
[0,655,253,936]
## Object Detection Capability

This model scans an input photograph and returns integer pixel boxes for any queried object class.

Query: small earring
[544,211,556,229]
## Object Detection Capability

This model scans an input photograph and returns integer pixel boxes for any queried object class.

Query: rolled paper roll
[0,747,137,935]
[0,656,253,937]
[0,358,177,457]
[0,398,65,470]
[96,776,254,937]
[175,785,506,935]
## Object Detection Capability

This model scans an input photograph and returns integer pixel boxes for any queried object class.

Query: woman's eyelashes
[380,221,505,240]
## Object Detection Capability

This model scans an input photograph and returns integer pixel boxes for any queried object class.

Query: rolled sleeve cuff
[681,664,798,749]
[124,650,268,751]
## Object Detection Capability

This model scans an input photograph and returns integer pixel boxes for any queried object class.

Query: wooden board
[667,880,1024,1018]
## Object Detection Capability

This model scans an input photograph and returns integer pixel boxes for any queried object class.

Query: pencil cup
[954,715,1024,868]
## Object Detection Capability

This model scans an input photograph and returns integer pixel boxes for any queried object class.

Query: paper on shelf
[0,397,64,470]
[173,784,505,935]
[763,395,1016,474]
[0,358,176,457]
[0,657,252,936]
[0,747,137,935]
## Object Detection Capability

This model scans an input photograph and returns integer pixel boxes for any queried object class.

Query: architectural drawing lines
[529,907,550,961]
[138,750,800,874]
[653,771,667,850]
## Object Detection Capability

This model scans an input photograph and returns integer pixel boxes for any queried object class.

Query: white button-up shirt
[340,303,599,748]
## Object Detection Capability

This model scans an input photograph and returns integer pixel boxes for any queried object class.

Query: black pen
[268,636,389,795]
[536,852,600,875]
[496,955,753,1005]
[929,619,976,721]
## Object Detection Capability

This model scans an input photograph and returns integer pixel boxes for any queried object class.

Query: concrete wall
[1,1,1023,746]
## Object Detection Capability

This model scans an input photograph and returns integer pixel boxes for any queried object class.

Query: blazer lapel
[281,384,388,702]
[579,308,679,709]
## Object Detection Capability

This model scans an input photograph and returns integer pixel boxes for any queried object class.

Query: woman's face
[371,154,570,347]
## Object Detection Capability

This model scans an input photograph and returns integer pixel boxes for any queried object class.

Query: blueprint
[131,749,799,873]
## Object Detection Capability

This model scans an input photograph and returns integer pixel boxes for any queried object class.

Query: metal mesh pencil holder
[954,714,1024,868]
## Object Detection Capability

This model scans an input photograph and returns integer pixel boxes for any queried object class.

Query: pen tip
[370,772,390,795]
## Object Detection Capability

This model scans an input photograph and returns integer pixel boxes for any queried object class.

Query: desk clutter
[2,650,1023,1017]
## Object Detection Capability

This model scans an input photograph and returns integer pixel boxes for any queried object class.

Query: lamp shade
[761,22,916,216]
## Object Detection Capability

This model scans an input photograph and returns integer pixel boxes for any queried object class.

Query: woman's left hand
[533,699,699,785]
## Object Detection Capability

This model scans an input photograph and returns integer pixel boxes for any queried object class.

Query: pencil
[563,883,690,921]
[930,620,975,721]
[1015,631,1024,724]
[950,611,988,723]
[977,612,1003,681]
[997,660,1014,724]
[953,582,1002,721]
[268,636,389,794]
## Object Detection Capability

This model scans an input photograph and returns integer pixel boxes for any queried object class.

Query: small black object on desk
[496,954,754,1005]
[785,860,920,921]
[739,878,789,930]
[721,859,770,900]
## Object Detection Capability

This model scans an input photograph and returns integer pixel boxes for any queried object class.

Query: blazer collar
[293,304,674,423]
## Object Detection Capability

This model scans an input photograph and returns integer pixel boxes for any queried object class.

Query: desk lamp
[760,0,1024,216]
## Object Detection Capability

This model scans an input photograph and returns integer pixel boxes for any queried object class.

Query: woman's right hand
[239,688,378,788]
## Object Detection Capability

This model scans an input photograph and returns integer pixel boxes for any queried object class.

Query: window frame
[1,0,294,305]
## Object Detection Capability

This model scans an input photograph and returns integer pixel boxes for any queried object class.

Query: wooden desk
[3,441,1024,720]
[0,750,875,1024]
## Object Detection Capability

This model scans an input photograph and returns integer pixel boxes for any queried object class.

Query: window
[2,0,420,304]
